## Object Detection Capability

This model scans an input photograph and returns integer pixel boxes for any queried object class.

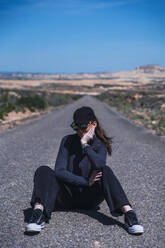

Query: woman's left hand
[88,170,102,186]
[80,125,96,145]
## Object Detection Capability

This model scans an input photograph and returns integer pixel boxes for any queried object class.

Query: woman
[25,106,144,234]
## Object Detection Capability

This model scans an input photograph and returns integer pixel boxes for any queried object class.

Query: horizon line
[0,64,163,75]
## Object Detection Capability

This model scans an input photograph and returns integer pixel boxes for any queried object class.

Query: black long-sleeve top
[54,133,107,186]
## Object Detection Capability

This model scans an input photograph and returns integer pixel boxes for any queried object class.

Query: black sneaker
[124,210,144,234]
[25,209,46,232]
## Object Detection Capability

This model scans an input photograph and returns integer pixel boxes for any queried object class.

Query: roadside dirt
[0,105,64,132]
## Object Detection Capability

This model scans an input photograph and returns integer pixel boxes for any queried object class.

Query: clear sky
[0,0,165,73]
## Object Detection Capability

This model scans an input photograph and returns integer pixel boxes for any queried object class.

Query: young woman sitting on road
[25,106,144,235]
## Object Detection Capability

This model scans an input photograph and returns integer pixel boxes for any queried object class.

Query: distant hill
[135,64,165,73]
[0,64,165,80]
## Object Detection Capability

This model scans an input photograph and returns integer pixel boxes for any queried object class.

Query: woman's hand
[80,125,96,145]
[88,170,102,186]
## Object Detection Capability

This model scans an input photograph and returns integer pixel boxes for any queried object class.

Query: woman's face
[76,121,97,138]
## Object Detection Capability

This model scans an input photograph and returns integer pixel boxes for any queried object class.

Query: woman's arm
[82,141,107,170]
[54,135,89,186]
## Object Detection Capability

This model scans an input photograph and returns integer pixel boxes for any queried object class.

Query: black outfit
[30,133,132,220]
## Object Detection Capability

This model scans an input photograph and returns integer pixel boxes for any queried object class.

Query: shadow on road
[23,206,129,236]
[70,208,126,227]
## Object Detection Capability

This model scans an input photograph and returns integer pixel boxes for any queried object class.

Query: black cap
[73,106,96,125]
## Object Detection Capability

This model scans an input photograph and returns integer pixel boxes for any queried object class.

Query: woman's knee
[35,165,53,176]
[102,165,111,172]
[102,165,114,176]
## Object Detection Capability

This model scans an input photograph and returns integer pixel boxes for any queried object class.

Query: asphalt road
[0,95,164,248]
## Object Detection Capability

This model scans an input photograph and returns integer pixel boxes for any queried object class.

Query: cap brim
[74,119,89,125]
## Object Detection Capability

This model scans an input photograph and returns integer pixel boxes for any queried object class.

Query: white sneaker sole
[25,222,45,232]
[127,224,144,234]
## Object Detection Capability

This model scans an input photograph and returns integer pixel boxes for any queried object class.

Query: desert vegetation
[95,90,165,136]
[0,88,82,129]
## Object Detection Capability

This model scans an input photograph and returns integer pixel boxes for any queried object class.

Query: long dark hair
[94,115,113,156]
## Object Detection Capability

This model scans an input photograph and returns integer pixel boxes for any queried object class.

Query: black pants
[30,165,132,220]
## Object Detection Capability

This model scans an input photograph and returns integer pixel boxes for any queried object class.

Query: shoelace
[29,209,43,224]
[125,211,139,226]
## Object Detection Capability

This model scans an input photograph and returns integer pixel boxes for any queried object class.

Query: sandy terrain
[0,106,64,132]
[0,78,164,96]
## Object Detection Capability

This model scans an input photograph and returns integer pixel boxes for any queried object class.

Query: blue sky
[0,0,165,73]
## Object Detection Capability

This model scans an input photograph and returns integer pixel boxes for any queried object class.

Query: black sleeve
[54,135,89,186]
[82,141,107,170]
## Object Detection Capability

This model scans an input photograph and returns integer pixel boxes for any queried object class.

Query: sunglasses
[70,122,89,131]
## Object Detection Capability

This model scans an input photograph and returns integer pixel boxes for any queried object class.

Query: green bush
[47,93,81,106]
[135,114,145,119]
[0,89,17,119]
[158,116,165,128]
[150,114,157,120]
[18,94,48,111]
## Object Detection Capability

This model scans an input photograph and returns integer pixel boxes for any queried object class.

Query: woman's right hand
[80,125,96,145]
[88,170,102,186]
